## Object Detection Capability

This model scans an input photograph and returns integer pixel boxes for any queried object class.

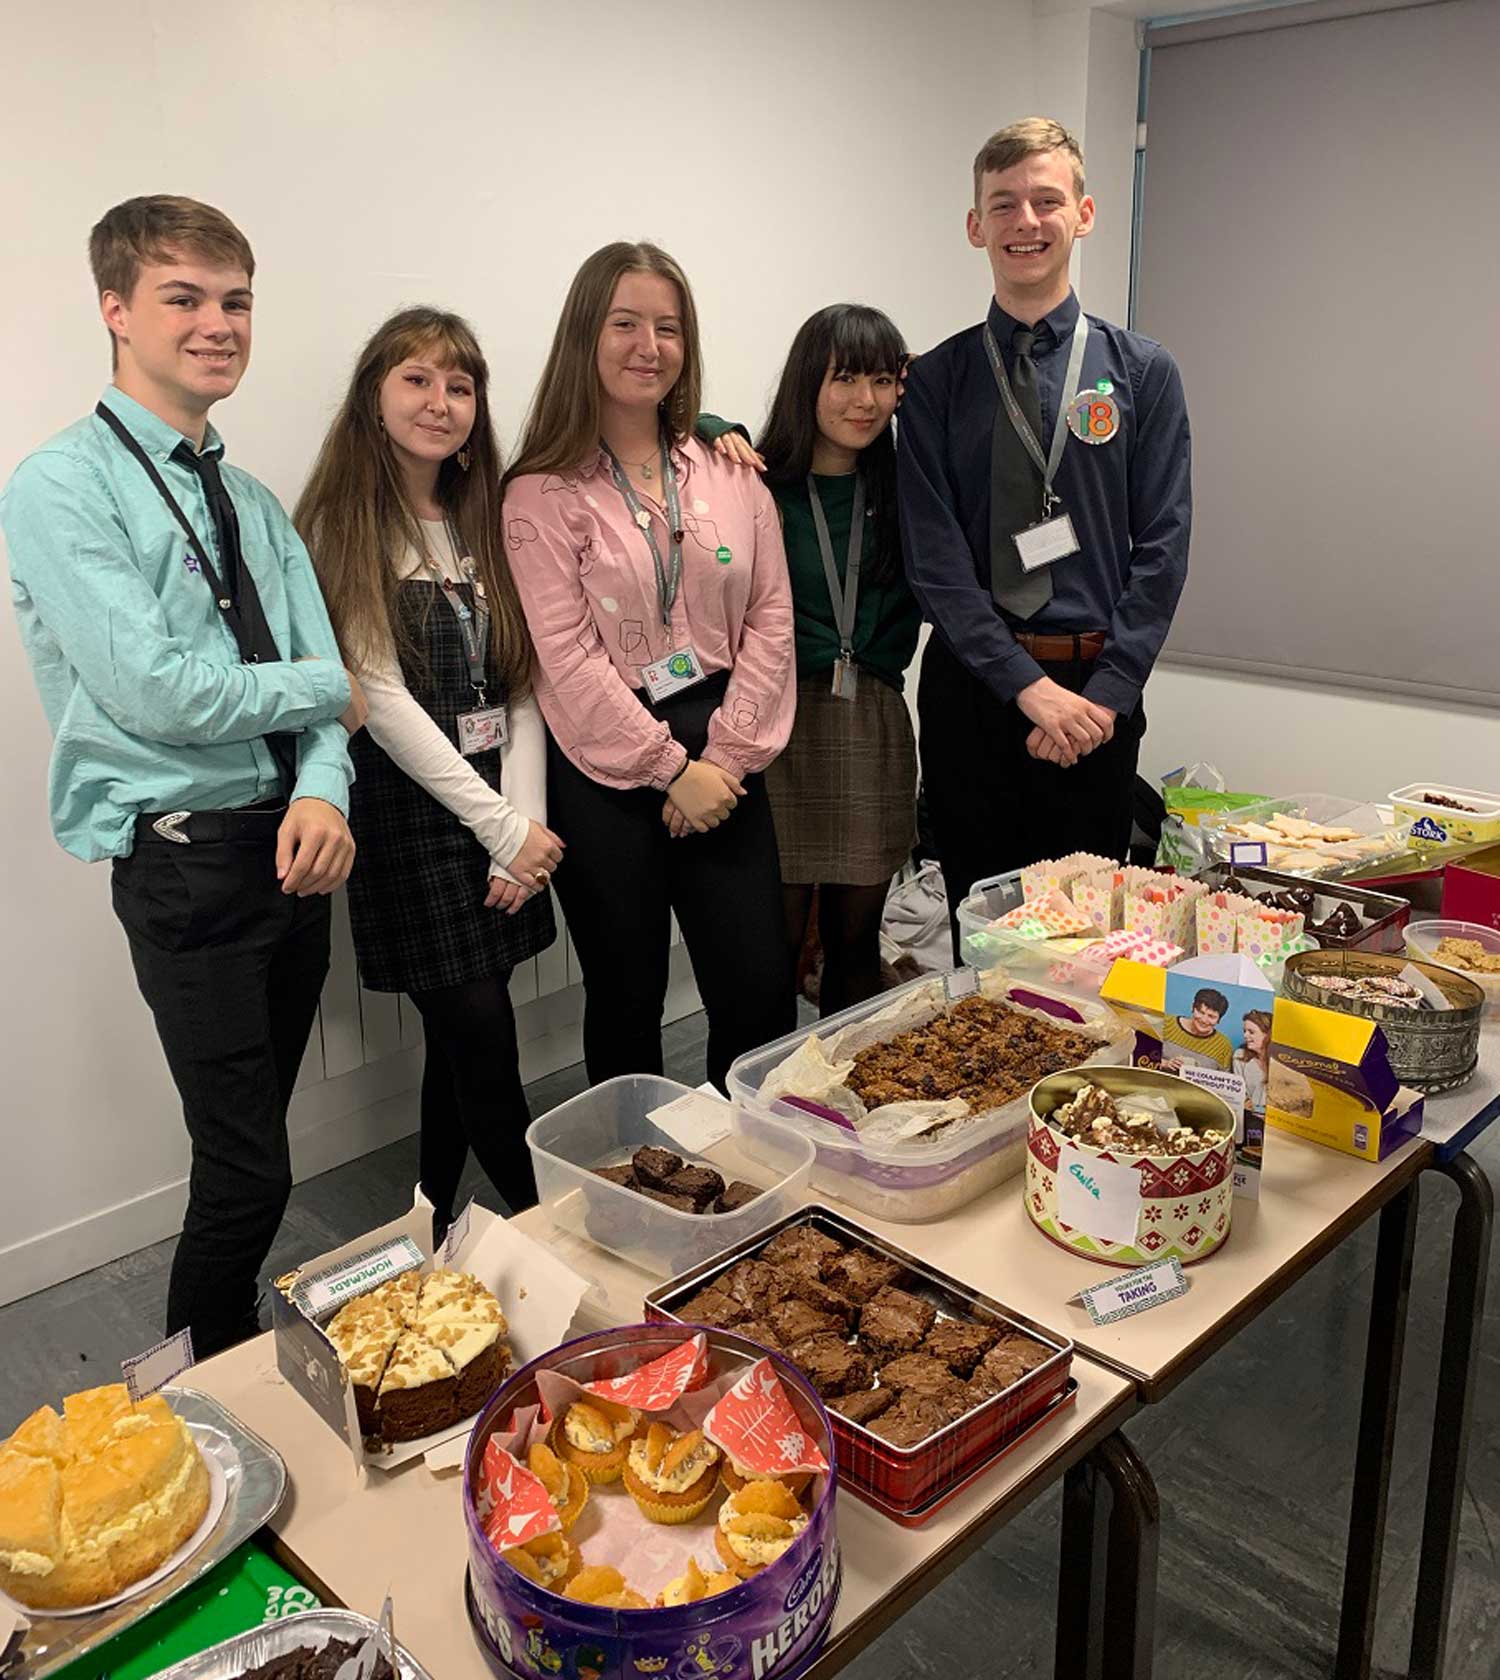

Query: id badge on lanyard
[984,314,1090,574]
[429,521,508,755]
[606,439,708,702]
[807,473,866,701]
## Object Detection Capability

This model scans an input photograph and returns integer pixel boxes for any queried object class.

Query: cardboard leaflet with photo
[1101,954,1274,1199]
[272,1197,596,1471]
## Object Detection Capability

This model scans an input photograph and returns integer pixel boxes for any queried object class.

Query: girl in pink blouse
[504,242,796,1088]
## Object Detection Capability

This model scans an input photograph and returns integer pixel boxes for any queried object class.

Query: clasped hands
[1018,675,1117,769]
[661,759,745,839]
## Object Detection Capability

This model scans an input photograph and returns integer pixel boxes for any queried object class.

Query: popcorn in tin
[463,1325,841,1680]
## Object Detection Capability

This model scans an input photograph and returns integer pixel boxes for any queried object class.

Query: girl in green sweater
[712,305,920,1015]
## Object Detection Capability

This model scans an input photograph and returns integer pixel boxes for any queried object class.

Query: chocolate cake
[761,1225,846,1268]
[858,1286,937,1359]
[828,1386,895,1425]
[969,1334,1053,1399]
[788,1334,871,1398]
[715,1181,762,1213]
[665,1165,726,1210]
[591,1164,638,1190]
[873,1354,971,1420]
[921,1317,1003,1377]
[765,1296,844,1346]
[866,1393,953,1448]
[638,1186,698,1213]
[678,1285,749,1329]
[631,1145,685,1189]
[237,1636,396,1680]
[721,1259,783,1314]
[822,1247,905,1303]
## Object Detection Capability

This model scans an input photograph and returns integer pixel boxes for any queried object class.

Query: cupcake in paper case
[656,1555,742,1607]
[500,1530,580,1591]
[718,1453,813,1501]
[527,1441,588,1531]
[548,1394,639,1484]
[563,1565,651,1610]
[714,1481,811,1578]
[622,1423,720,1524]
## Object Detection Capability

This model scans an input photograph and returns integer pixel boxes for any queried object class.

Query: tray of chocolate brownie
[644,1207,1074,1517]
[526,1075,817,1278]
[149,1607,431,1679]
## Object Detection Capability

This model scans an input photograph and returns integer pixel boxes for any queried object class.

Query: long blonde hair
[296,307,532,695]
[506,242,703,484]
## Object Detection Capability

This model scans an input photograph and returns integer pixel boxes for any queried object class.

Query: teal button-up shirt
[1,386,353,861]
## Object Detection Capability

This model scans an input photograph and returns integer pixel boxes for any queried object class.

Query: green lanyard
[604,437,685,630]
[422,516,490,701]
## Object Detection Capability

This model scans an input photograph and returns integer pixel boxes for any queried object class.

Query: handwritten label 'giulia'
[1055,1142,1142,1246]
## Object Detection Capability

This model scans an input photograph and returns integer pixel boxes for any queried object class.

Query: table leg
[1056,1453,1109,1680]
[1099,1433,1159,1680]
[1410,1151,1493,1680]
[1335,1177,1420,1680]
[1055,1433,1158,1680]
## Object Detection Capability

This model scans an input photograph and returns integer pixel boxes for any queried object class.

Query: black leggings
[407,975,537,1225]
[783,883,889,1018]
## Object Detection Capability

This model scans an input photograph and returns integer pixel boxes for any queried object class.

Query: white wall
[0,0,1039,1302]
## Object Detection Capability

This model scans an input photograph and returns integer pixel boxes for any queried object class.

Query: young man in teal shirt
[1,196,366,1356]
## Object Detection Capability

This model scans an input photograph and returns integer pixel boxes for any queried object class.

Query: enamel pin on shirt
[1066,379,1121,445]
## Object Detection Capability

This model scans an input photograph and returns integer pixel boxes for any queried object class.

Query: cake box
[271,1198,593,1469]
[464,1326,840,1680]
[1025,1066,1238,1267]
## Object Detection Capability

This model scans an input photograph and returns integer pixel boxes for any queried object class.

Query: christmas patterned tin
[463,1325,840,1680]
[1025,1066,1237,1267]
[646,1207,1074,1518]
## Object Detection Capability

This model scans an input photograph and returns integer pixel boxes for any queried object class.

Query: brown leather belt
[1012,629,1107,663]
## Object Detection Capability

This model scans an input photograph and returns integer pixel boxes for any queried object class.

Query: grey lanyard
[981,311,1089,518]
[423,516,490,700]
[605,438,684,630]
[806,473,866,662]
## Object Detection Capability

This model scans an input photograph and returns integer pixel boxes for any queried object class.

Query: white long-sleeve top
[356,522,545,884]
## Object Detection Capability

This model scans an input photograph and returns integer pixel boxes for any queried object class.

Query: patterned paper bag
[1235,905,1305,965]
[1020,851,1116,903]
[1195,892,1245,956]
[1070,867,1125,933]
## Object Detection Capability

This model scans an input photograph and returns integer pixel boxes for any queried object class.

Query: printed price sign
[295,1235,425,1318]
[122,1328,195,1402]
[1071,1258,1190,1326]
[1229,841,1268,868]
[1055,1142,1141,1246]
[943,966,979,1002]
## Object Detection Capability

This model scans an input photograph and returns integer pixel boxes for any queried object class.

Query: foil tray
[3,1388,286,1680]
[149,1608,433,1679]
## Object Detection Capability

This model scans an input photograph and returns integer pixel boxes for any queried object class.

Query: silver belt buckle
[151,811,192,845]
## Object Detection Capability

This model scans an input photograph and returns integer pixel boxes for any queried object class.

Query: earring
[457,446,471,472]
[378,415,386,434]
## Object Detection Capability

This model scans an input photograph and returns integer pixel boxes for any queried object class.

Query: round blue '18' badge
[1066,387,1121,444]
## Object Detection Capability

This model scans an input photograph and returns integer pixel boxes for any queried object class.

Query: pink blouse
[504,437,795,791]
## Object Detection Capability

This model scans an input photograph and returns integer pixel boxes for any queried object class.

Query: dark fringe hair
[757,304,908,585]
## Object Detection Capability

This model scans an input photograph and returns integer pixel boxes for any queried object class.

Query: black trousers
[918,636,1146,963]
[548,679,796,1092]
[111,823,330,1358]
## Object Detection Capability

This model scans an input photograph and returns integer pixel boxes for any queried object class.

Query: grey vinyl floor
[3,1011,1496,1680]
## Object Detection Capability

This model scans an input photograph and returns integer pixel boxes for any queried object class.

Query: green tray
[46,1543,319,1680]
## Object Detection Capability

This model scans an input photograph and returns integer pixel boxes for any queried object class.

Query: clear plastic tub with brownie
[726,969,1132,1222]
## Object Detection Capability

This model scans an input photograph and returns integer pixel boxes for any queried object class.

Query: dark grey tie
[989,324,1054,618]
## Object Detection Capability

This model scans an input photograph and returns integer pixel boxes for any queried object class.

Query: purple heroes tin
[463,1324,842,1680]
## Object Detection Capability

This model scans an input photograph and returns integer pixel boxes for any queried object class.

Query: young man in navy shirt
[899,118,1191,953]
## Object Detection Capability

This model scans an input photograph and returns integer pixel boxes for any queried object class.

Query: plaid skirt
[765,672,918,886]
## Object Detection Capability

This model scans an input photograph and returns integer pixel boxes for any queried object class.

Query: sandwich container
[645,1207,1075,1521]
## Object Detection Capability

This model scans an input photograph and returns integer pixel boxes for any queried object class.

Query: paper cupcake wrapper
[703,1358,828,1476]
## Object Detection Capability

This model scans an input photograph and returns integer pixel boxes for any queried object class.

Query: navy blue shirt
[897,290,1191,716]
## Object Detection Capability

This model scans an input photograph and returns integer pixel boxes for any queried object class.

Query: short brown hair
[507,241,703,484]
[973,118,1086,205]
[88,195,255,303]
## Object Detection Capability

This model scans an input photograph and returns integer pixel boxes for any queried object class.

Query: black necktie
[989,324,1054,618]
[174,443,298,793]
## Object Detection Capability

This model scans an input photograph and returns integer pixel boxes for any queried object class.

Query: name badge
[642,646,706,702]
[1013,511,1080,574]
[456,705,509,756]
[830,655,859,701]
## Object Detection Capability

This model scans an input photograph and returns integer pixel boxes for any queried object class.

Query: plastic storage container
[1197,793,1411,880]
[955,870,1115,996]
[1389,785,1500,850]
[526,1075,814,1277]
[725,974,1132,1223]
[1404,919,1500,1023]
